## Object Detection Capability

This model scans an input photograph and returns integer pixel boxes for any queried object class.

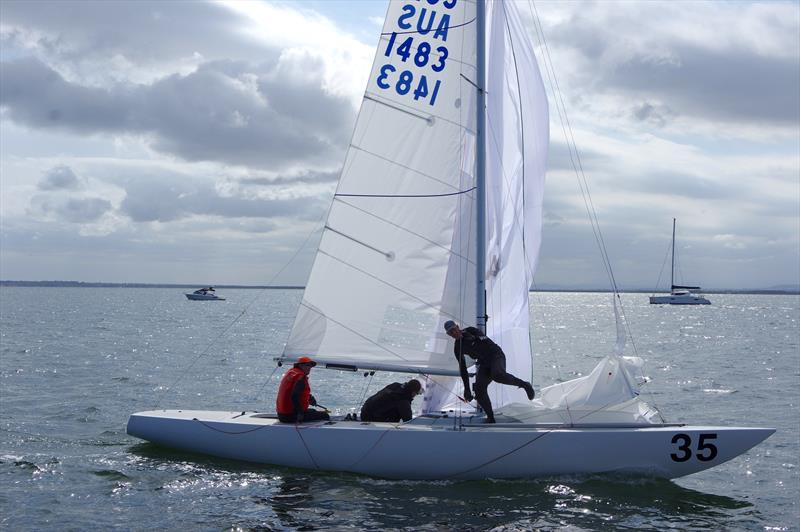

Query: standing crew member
[360,379,422,422]
[444,320,535,424]
[276,357,330,423]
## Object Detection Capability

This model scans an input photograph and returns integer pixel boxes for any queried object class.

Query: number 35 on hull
[658,427,773,477]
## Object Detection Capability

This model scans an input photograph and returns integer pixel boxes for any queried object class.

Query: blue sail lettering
[433,14,451,41]
[425,0,457,7]
[398,4,415,30]
[416,7,435,35]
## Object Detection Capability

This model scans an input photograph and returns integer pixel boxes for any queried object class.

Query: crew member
[276,356,330,423]
[360,379,422,422]
[444,320,535,424]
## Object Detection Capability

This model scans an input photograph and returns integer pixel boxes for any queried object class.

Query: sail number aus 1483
[670,433,718,462]
[376,65,442,106]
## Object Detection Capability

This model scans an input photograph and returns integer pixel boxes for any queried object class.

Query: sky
[0,0,798,290]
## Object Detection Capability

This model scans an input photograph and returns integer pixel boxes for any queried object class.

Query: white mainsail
[284,0,549,411]
[284,0,480,379]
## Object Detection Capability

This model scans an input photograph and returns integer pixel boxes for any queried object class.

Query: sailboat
[128,0,771,479]
[649,219,711,305]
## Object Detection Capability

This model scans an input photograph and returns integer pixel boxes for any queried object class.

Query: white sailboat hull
[649,294,711,305]
[127,410,773,480]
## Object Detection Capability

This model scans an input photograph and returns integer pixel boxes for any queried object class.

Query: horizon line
[1,280,798,295]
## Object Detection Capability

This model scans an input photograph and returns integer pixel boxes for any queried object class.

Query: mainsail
[284,0,480,376]
[283,0,549,410]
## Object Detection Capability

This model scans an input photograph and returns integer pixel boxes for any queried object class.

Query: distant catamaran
[128,0,769,479]
[650,219,711,305]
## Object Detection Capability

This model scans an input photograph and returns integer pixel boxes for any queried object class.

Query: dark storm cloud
[38,165,81,190]
[0,58,355,169]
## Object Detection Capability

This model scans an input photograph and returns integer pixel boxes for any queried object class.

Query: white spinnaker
[484,0,549,408]
[284,1,478,378]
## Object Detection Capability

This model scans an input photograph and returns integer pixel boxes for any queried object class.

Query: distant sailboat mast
[670,217,676,289]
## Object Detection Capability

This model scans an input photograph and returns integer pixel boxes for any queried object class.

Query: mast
[670,218,676,289]
[476,0,487,332]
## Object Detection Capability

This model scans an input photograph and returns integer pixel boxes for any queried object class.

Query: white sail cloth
[499,355,659,426]
[483,0,549,409]
[422,0,549,411]
[284,0,480,375]
[283,0,550,412]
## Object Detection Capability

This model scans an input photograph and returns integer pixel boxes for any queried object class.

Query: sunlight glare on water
[1,288,797,530]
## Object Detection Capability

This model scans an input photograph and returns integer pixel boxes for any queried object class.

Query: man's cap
[443,320,457,332]
[295,356,317,367]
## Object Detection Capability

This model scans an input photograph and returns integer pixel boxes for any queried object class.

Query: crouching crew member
[276,357,330,423]
[360,379,422,423]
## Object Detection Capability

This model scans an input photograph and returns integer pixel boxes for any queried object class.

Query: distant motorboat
[185,287,225,301]
[650,219,710,305]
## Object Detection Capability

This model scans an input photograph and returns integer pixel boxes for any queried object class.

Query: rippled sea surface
[1,288,798,530]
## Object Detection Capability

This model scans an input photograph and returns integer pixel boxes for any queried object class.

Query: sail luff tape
[363,94,434,125]
[325,224,395,261]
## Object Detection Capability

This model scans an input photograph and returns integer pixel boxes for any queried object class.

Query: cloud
[0,0,797,288]
[0,57,355,171]
[29,194,112,223]
[114,169,328,223]
[609,45,799,125]
[38,165,81,190]
[538,1,800,128]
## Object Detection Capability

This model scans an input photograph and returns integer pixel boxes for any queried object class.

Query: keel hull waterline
[128,410,773,480]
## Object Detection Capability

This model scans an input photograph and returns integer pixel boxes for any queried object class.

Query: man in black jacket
[444,320,535,423]
[360,379,422,422]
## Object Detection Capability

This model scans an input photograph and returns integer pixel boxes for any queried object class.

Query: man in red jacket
[276,357,330,423]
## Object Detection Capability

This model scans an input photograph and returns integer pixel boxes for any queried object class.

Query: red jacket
[276,367,310,415]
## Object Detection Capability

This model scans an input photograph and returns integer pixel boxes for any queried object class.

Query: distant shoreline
[1,280,797,295]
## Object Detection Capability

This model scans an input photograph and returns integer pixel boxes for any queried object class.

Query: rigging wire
[526,0,664,421]
[357,371,376,411]
[653,238,673,293]
[153,210,328,409]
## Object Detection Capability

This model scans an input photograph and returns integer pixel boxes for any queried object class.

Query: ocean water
[1,287,797,531]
